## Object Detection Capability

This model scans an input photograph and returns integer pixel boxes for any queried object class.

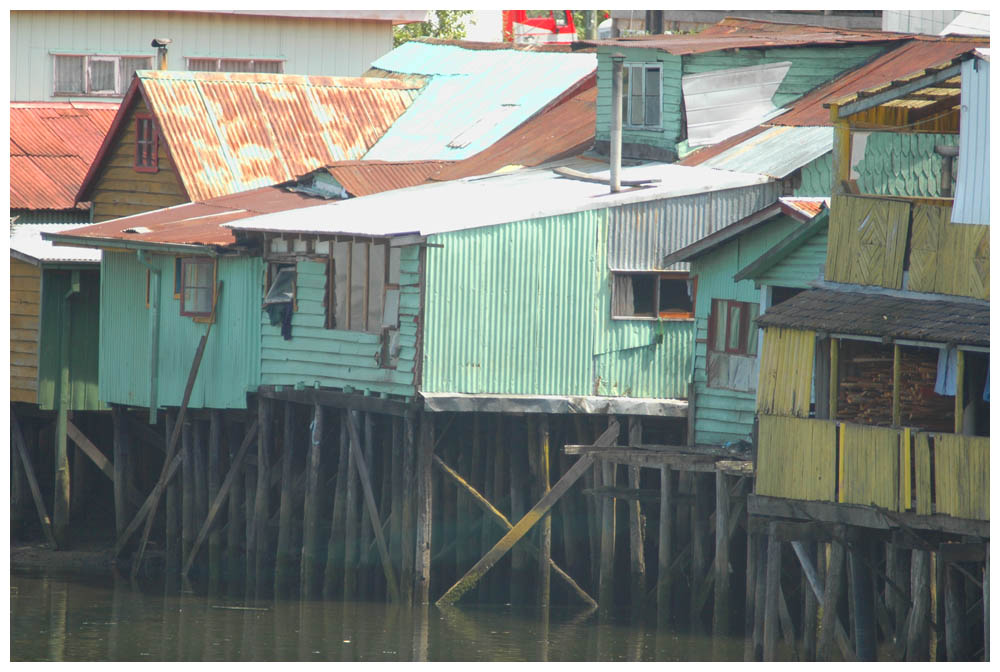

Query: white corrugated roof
[228,160,773,237]
[10,224,102,264]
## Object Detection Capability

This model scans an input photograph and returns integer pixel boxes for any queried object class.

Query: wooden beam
[414,412,434,604]
[763,534,781,661]
[892,344,902,426]
[830,338,839,419]
[818,537,848,661]
[300,403,324,597]
[11,411,57,547]
[836,63,962,118]
[713,470,731,636]
[258,385,412,417]
[657,465,673,626]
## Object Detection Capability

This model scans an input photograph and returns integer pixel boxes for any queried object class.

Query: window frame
[179,257,217,319]
[134,114,159,173]
[611,271,695,321]
[51,53,152,97]
[324,238,390,334]
[707,298,759,357]
[184,57,285,73]
[621,62,663,130]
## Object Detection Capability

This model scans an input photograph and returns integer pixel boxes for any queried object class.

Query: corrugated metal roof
[323,160,453,197]
[695,126,833,178]
[10,224,102,264]
[781,197,829,218]
[49,185,331,248]
[229,160,773,238]
[580,17,909,55]
[79,71,422,204]
[10,102,118,210]
[432,82,596,181]
[362,41,596,161]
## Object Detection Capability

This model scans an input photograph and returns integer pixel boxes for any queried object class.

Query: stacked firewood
[838,354,894,426]
[899,348,954,432]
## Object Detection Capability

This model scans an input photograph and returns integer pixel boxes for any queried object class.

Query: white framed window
[621,62,662,129]
[52,54,152,96]
[186,58,284,73]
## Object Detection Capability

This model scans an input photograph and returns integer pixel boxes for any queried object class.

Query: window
[180,258,216,318]
[173,258,182,298]
[52,54,151,96]
[706,299,759,392]
[612,272,694,319]
[328,239,390,333]
[186,58,284,73]
[135,115,158,172]
[621,63,662,128]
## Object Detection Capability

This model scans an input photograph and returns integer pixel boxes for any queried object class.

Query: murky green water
[11,568,746,661]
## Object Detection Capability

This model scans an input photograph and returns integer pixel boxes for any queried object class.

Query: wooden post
[244,444,256,596]
[389,417,403,597]
[358,413,375,596]
[10,411,57,547]
[686,381,696,446]
[112,406,129,539]
[181,420,195,570]
[491,417,507,604]
[713,470,731,637]
[598,458,616,615]
[510,434,529,605]
[71,437,88,516]
[226,419,245,594]
[400,414,416,605]
[791,539,854,662]
[323,413,349,599]
[414,412,434,604]
[275,401,296,596]
[744,531,760,661]
[254,395,273,599]
[627,417,645,611]
[849,542,877,661]
[750,534,767,661]
[892,344,902,426]
[763,532,781,662]
[536,414,552,607]
[818,536,847,661]
[906,549,931,661]
[207,411,222,592]
[954,350,965,434]
[164,410,180,582]
[193,420,208,547]
[10,414,28,537]
[477,415,492,604]
[830,338,839,419]
[944,560,967,660]
[300,403,324,597]
[803,541,818,661]
[932,551,944,660]
[343,412,360,600]
[691,472,710,630]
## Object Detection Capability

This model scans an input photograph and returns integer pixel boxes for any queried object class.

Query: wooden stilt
[802,541,818,661]
[457,416,475,593]
[893,544,911,648]
[777,583,798,658]
[819,536,847,661]
[906,549,931,661]
[389,417,403,596]
[11,411,57,547]
[691,472,710,630]
[181,421,195,570]
[207,411,223,592]
[400,414,416,605]
[849,542,877,661]
[300,403,324,597]
[598,458,616,615]
[10,413,28,537]
[945,560,967,660]
[510,433,529,605]
[193,420,208,548]
[763,532,781,661]
[477,415,493,604]
[54,406,71,548]
[536,414,552,607]
[490,417,506,604]
[750,534,767,661]
[358,413,375,596]
[627,417,645,612]
[164,410,180,582]
[744,531,760,661]
[713,470,731,637]
[254,395,274,599]
[323,412,349,599]
[932,551,944,660]
[244,440,257,596]
[414,411,434,604]
[275,401,296,596]
[112,406,128,539]
[226,419,245,594]
[791,539,854,662]
[343,411,360,600]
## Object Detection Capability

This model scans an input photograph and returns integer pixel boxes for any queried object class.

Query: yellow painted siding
[825,194,910,288]
[755,415,837,502]
[914,431,932,515]
[934,434,990,520]
[10,258,40,403]
[757,327,815,417]
[839,423,899,509]
[92,98,187,222]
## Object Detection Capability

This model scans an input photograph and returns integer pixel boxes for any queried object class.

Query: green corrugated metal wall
[854,132,958,198]
[98,251,261,410]
[37,268,103,411]
[422,210,692,399]
[691,214,799,445]
[259,248,420,398]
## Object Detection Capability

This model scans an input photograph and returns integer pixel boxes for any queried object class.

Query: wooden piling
[343,412,360,600]
[414,412,434,604]
[490,417,507,604]
[323,413,349,599]
[657,465,673,626]
[11,411,57,547]
[819,536,847,661]
[244,447,256,596]
[358,413,375,595]
[802,541,818,661]
[849,542,877,661]
[226,419,244,593]
[944,560,967,660]
[389,417,403,595]
[627,417,645,612]
[400,414,416,605]
[713,470,731,637]
[165,410,180,581]
[112,406,128,539]
[598,459,616,614]
[10,414,28,537]
[275,401,296,596]
[193,420,208,546]
[300,403,324,597]
[906,548,931,660]
[763,532,781,661]
[254,396,274,598]
[208,411,223,592]
[510,433,529,605]
[691,472,710,630]
[477,415,493,604]
[744,531,761,661]
[536,415,552,607]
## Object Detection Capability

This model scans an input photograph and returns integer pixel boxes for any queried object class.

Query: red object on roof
[53,185,332,248]
[323,160,453,197]
[582,17,910,55]
[10,102,118,210]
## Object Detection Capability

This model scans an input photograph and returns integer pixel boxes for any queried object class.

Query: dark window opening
[613,272,694,319]
[771,285,804,307]
[135,115,158,172]
[659,276,693,316]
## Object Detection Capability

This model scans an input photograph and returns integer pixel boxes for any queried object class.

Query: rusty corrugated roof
[580,17,909,55]
[432,80,596,181]
[323,160,453,197]
[52,184,332,248]
[780,197,829,218]
[680,37,987,167]
[78,71,423,204]
[10,102,118,210]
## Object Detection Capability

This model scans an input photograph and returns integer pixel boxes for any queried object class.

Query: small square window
[180,258,215,317]
[54,55,86,94]
[612,271,694,319]
[135,115,158,172]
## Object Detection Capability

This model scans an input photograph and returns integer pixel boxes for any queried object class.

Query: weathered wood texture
[757,328,815,417]
[657,465,673,626]
[755,415,836,502]
[933,433,989,520]
[300,404,324,597]
[909,203,988,299]
[839,423,899,509]
[10,258,40,403]
[11,411,57,546]
[825,194,910,289]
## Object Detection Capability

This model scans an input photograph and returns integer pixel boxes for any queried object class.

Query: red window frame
[180,257,216,318]
[134,114,158,172]
[707,298,758,356]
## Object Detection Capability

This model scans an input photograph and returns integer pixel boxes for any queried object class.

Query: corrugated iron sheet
[10,224,102,264]
[50,184,330,248]
[10,102,118,210]
[363,41,595,160]
[608,182,782,272]
[324,160,452,197]
[128,70,422,202]
[781,197,829,219]
[696,126,833,179]
[952,56,989,225]
[583,17,910,55]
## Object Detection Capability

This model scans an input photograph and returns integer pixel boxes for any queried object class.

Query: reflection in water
[11,569,746,661]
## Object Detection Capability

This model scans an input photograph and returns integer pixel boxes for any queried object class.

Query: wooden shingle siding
[757,327,814,417]
[10,258,40,403]
[92,99,186,222]
[755,415,836,502]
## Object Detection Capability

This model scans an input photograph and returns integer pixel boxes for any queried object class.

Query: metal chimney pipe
[611,53,625,193]
[151,38,172,70]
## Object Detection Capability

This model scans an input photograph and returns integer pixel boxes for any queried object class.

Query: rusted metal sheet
[93,71,421,204]
[323,160,452,197]
[10,102,118,210]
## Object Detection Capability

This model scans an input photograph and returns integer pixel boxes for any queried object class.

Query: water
[10,568,746,661]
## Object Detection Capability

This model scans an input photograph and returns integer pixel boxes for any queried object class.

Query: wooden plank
[818,537,847,661]
[323,414,350,599]
[11,412,57,547]
[906,549,931,660]
[915,432,932,515]
[66,420,114,481]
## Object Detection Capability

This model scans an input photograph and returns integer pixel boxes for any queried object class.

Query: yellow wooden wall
[757,327,815,417]
[91,98,187,222]
[934,433,990,520]
[838,423,900,510]
[755,414,837,502]
[909,204,989,300]
[10,257,40,403]
[825,194,910,289]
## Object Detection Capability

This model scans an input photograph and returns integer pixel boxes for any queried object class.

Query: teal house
[662,197,829,446]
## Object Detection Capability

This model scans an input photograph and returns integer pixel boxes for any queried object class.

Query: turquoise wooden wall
[751,227,829,289]
[690,214,799,445]
[422,210,693,400]
[98,251,261,410]
[595,43,892,158]
[37,267,103,411]
[259,248,420,399]
[854,132,959,198]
